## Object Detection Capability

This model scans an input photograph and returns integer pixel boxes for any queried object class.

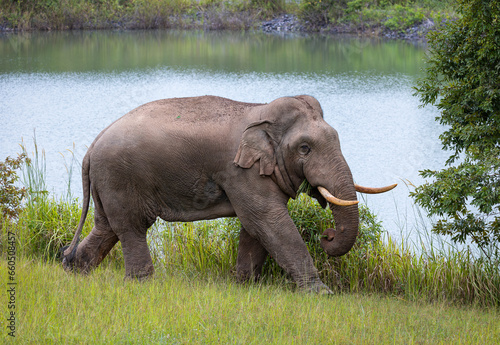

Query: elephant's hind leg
[100,195,155,280]
[236,226,268,282]
[74,227,119,274]
[119,231,154,280]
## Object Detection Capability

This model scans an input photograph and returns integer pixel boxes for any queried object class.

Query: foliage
[0,141,125,263]
[344,1,428,32]
[249,0,286,16]
[256,193,383,281]
[151,218,240,277]
[0,153,28,220]
[412,0,500,255]
[150,192,500,305]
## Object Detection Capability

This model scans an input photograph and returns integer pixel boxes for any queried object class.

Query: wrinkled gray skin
[62,95,359,293]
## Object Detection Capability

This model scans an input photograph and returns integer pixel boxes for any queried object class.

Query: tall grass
[1,142,499,307]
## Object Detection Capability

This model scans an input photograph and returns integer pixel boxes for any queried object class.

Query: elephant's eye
[299,144,311,155]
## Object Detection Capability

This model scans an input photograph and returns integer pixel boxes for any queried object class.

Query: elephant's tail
[62,151,91,264]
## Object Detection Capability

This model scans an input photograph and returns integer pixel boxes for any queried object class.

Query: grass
[1,258,499,343]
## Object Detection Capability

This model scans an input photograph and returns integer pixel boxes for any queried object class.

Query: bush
[383,4,425,32]
[151,191,383,289]
[250,0,286,16]
[299,0,348,28]
[0,153,28,220]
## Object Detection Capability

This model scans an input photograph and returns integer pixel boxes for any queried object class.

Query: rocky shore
[261,14,436,40]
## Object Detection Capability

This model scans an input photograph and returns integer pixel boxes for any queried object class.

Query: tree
[412,0,500,254]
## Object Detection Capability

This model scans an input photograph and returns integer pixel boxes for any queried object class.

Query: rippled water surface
[0,30,447,239]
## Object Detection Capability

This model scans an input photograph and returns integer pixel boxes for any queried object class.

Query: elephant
[62,95,396,293]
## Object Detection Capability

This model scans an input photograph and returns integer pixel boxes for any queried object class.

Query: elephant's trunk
[318,180,359,257]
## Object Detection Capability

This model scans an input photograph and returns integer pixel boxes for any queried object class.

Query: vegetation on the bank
[412,0,500,258]
[0,0,456,33]
[303,0,454,30]
[1,142,499,307]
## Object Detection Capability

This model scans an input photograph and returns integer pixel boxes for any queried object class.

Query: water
[0,30,448,241]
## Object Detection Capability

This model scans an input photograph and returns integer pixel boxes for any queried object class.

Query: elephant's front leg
[251,211,330,293]
[236,226,268,282]
[226,178,332,293]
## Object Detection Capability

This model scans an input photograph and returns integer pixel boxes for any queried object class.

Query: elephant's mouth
[312,183,397,257]
[317,186,358,206]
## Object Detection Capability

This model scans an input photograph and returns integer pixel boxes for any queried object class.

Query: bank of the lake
[0,0,456,39]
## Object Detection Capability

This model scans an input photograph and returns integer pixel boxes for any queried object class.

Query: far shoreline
[0,8,442,41]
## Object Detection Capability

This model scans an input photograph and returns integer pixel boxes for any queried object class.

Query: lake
[0,30,447,241]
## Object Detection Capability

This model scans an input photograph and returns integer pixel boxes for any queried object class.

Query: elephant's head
[234,95,395,257]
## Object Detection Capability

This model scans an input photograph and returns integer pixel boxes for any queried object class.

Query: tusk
[354,183,397,194]
[317,186,359,206]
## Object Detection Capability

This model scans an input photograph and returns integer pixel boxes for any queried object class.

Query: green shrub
[0,152,29,257]
[250,0,286,15]
[0,153,28,220]
[299,0,348,28]
[383,4,425,31]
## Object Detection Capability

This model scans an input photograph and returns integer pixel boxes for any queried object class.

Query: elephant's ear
[234,120,277,176]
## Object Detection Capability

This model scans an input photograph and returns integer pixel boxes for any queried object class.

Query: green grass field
[1,258,499,344]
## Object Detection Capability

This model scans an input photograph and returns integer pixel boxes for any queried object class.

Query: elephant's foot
[298,278,334,295]
[236,267,263,283]
[61,245,75,271]
[124,264,154,281]
[62,226,119,274]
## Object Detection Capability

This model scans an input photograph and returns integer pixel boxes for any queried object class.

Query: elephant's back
[95,96,257,149]
[123,95,262,126]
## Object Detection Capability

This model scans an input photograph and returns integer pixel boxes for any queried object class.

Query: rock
[261,15,303,33]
